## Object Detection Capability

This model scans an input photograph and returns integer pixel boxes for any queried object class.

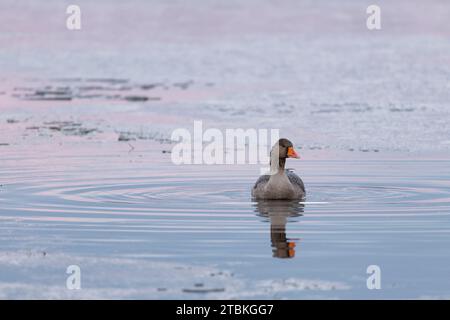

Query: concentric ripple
[2,158,450,299]
[2,161,450,222]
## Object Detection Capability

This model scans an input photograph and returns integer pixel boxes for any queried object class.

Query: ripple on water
[1,160,450,299]
[2,161,450,223]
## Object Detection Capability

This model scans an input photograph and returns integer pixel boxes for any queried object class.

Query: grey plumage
[252,170,305,195]
[286,170,305,193]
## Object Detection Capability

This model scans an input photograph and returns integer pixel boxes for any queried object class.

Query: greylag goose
[251,138,305,200]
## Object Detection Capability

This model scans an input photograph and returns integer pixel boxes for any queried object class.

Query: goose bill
[287,147,300,159]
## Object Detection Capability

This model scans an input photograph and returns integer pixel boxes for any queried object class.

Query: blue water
[1,0,450,299]
[1,147,450,298]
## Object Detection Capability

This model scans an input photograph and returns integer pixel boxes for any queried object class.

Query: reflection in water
[253,200,305,259]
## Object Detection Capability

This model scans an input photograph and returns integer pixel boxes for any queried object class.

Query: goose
[252,138,305,200]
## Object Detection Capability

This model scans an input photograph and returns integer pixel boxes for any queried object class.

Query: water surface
[1,0,450,299]
[1,141,450,298]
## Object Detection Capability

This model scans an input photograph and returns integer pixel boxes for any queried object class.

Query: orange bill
[287,147,300,159]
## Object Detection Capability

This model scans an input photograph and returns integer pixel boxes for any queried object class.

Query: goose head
[270,138,300,173]
[275,138,300,159]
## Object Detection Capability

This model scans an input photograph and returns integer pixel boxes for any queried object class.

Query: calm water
[1,141,450,298]
[1,0,450,299]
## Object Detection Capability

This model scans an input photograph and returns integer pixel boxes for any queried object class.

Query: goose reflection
[253,200,305,259]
